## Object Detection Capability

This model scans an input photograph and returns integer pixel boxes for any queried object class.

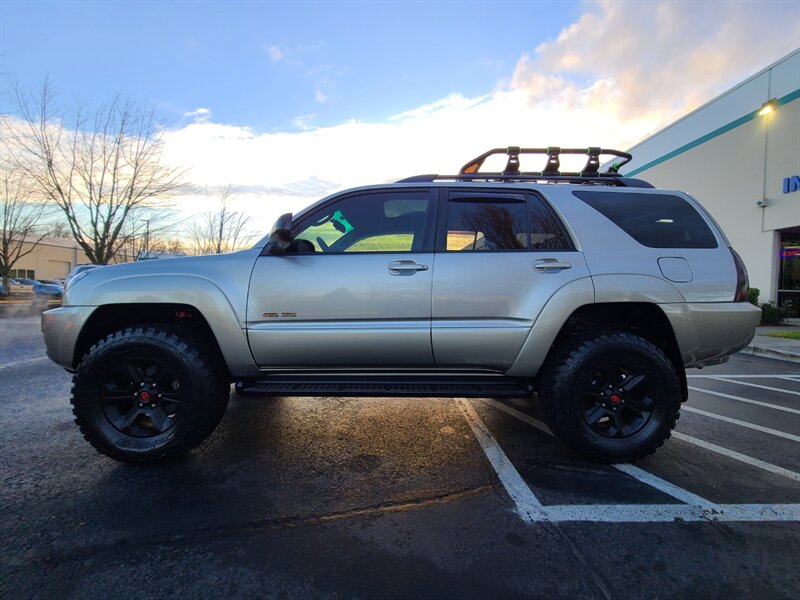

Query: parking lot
[1,316,799,599]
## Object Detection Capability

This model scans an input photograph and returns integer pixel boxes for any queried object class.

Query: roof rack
[397,146,653,188]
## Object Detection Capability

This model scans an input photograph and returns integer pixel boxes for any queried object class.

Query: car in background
[14,278,38,286]
[9,278,34,293]
[65,265,101,288]
[33,281,64,298]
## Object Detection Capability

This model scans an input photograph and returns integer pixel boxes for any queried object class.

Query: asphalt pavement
[1,316,799,599]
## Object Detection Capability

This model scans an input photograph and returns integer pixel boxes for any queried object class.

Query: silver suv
[42,147,761,464]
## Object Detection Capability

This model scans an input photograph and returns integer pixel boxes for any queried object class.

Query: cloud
[291,113,317,130]
[314,89,327,104]
[265,45,284,63]
[183,107,212,122]
[161,0,798,228]
[511,0,796,119]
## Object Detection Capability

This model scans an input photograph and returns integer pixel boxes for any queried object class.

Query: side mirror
[267,213,293,255]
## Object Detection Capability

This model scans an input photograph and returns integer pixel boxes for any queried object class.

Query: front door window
[292,192,432,254]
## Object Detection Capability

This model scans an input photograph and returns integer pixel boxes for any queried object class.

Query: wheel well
[73,304,228,376]
[553,303,688,401]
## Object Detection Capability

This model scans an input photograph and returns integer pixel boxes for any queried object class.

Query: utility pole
[144,219,151,260]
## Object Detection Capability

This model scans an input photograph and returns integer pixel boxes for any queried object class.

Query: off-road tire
[71,325,230,464]
[537,331,681,463]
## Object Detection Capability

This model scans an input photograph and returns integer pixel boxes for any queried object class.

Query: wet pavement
[1,317,799,599]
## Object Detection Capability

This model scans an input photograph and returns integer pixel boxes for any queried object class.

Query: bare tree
[46,220,73,239]
[148,237,186,256]
[118,206,182,261]
[2,81,184,264]
[0,162,48,295]
[185,186,254,255]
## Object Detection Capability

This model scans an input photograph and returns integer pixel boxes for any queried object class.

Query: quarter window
[574,191,718,249]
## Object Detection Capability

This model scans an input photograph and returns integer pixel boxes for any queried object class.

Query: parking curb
[740,345,800,364]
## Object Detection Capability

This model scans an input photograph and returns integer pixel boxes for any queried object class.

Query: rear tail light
[730,248,749,302]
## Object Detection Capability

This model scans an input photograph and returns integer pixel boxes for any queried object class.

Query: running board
[235,375,534,398]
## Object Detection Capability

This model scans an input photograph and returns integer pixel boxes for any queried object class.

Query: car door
[431,189,590,370]
[247,188,437,368]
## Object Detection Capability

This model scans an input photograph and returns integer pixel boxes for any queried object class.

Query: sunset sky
[2,0,799,230]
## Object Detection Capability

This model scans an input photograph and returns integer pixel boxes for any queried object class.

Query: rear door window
[528,195,572,250]
[573,191,718,249]
[446,196,528,251]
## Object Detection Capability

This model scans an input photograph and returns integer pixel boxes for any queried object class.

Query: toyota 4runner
[42,146,762,464]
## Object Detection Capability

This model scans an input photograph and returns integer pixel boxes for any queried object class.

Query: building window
[10,269,35,279]
[778,229,800,318]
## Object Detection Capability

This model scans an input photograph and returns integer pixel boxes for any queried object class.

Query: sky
[2,0,799,234]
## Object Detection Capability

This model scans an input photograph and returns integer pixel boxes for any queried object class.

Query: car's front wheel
[537,331,681,462]
[71,325,230,463]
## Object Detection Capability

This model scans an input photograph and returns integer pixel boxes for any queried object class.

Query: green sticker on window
[331,210,354,234]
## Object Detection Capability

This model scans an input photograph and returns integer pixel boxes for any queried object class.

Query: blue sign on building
[783,175,800,193]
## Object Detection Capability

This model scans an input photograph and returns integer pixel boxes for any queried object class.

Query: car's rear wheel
[537,331,681,462]
[72,325,229,463]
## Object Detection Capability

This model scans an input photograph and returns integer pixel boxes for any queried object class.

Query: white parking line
[480,398,800,483]
[612,463,720,511]
[0,356,49,370]
[456,399,547,522]
[544,503,800,523]
[472,398,800,523]
[706,376,800,397]
[682,406,800,443]
[688,386,800,414]
[671,432,800,482]
[688,374,800,379]
[479,398,721,508]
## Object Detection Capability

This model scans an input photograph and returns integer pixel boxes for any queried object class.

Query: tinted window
[529,196,572,250]
[574,191,718,249]
[446,199,527,251]
[293,191,431,253]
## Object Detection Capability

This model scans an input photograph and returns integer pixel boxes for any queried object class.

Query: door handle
[388,260,429,275]
[533,259,572,272]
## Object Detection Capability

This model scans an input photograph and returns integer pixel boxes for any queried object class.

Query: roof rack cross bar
[395,173,654,188]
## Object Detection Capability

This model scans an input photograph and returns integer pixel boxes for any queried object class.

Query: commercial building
[622,49,800,316]
[8,237,131,281]
[8,237,91,281]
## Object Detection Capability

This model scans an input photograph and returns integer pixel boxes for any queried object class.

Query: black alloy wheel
[99,355,184,438]
[72,325,230,464]
[578,364,655,439]
[537,331,681,462]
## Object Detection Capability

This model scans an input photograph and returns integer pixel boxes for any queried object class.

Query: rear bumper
[659,302,761,368]
[41,306,97,369]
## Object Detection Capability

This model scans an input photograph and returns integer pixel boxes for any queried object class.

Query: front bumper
[41,306,97,369]
[659,301,762,368]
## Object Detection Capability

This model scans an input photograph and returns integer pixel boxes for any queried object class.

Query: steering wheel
[316,236,330,252]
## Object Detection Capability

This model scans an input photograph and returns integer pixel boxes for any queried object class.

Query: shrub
[760,302,791,325]
[748,287,760,306]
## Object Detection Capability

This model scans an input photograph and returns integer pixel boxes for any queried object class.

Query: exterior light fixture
[759,98,777,116]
